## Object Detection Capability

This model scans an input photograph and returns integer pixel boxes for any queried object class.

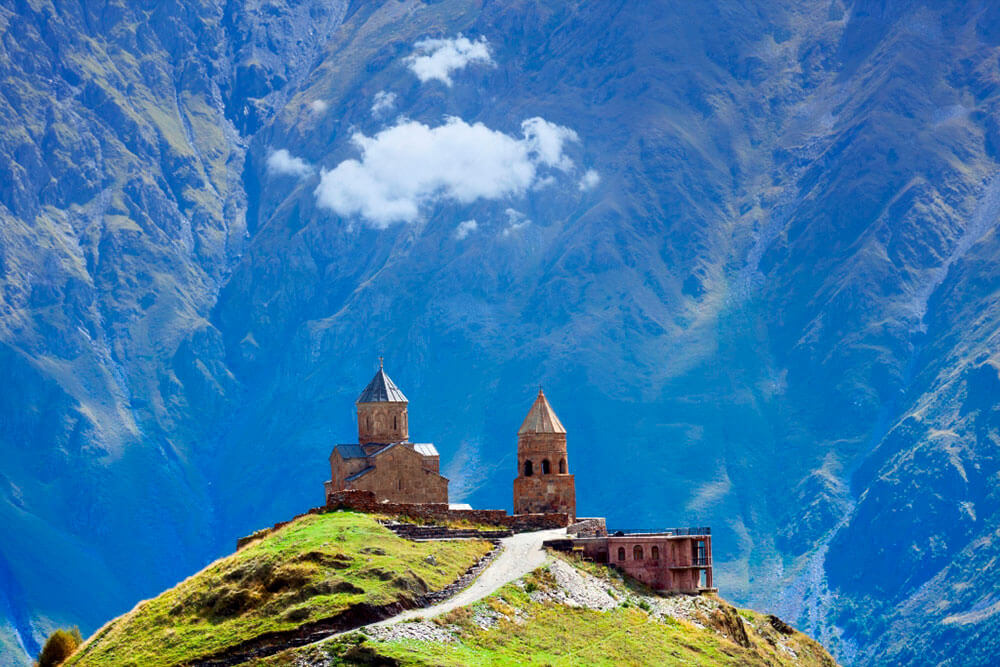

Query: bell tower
[356,359,409,444]
[513,388,576,522]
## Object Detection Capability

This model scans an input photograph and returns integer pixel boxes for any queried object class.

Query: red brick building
[574,530,714,593]
[513,389,576,522]
[324,363,448,504]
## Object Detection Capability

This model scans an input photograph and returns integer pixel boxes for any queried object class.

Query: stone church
[325,365,577,520]
[324,363,449,504]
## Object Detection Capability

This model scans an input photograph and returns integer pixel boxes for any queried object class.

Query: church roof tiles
[518,388,566,434]
[357,364,408,403]
[333,444,367,459]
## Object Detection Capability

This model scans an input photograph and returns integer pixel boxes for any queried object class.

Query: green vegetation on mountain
[254,547,835,667]
[66,512,491,666]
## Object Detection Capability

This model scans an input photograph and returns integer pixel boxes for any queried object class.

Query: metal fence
[608,527,711,537]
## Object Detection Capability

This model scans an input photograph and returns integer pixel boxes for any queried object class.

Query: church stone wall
[329,453,369,491]
[347,445,447,504]
[357,401,408,444]
[513,474,576,522]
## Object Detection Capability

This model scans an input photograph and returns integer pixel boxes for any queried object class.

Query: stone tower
[356,360,409,444]
[512,388,576,522]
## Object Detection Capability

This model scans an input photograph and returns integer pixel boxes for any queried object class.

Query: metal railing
[608,527,711,537]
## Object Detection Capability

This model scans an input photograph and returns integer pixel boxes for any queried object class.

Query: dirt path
[192,528,566,664]
[372,527,566,626]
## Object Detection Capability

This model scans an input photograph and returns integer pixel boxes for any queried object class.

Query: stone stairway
[379,520,513,542]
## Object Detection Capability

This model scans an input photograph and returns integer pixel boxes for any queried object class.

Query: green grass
[67,511,491,667]
[261,557,836,667]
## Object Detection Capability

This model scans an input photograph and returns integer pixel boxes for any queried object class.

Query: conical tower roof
[518,388,566,434]
[357,362,408,403]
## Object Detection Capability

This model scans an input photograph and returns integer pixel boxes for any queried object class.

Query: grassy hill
[64,511,834,666]
[256,551,837,667]
[66,512,491,666]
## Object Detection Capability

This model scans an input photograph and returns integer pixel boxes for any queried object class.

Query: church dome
[357,363,408,403]
[518,388,566,434]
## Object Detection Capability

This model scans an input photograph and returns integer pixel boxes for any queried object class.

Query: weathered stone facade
[513,390,576,522]
[325,490,569,531]
[357,401,408,444]
[326,442,447,505]
[570,532,714,593]
[325,365,448,504]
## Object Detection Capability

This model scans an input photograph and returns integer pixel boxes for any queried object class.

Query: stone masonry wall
[325,489,569,531]
[567,517,607,538]
[513,474,576,522]
[347,445,448,504]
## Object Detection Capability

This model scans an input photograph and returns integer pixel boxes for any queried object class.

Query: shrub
[36,627,82,667]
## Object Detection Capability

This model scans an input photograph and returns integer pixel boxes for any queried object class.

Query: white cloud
[314,116,578,226]
[267,149,313,178]
[405,35,493,86]
[579,169,601,191]
[533,175,557,190]
[371,90,397,117]
[522,118,578,171]
[309,100,329,113]
[454,219,478,240]
[501,208,531,237]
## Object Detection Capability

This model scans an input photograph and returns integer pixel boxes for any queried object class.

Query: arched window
[617,547,626,561]
[393,415,397,430]
[542,459,551,474]
[559,458,566,474]
[633,545,644,560]
[524,460,533,476]
[651,546,660,561]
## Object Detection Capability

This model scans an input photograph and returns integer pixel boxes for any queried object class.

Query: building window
[393,415,397,430]
[542,459,551,474]
[398,479,403,490]
[633,545,644,560]
[693,540,707,565]
[651,546,659,561]
[524,460,533,476]
[559,458,566,473]
[617,547,626,561]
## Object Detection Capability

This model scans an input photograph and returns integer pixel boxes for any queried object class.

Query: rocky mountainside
[1,1,999,665]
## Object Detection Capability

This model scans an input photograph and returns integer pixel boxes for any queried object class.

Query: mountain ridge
[1,1,999,665]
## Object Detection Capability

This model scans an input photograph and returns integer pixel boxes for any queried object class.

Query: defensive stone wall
[325,489,569,530]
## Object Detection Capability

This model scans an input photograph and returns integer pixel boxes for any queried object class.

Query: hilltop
[64,511,835,666]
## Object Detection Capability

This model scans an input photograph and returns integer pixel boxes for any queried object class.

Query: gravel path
[371,527,566,626]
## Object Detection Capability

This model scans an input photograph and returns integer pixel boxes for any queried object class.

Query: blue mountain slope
[1,1,999,665]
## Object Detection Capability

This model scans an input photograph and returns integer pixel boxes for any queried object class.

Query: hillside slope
[67,511,834,667]
[258,541,836,666]
[66,511,491,667]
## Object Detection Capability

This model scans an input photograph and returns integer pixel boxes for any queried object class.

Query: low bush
[36,627,82,667]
